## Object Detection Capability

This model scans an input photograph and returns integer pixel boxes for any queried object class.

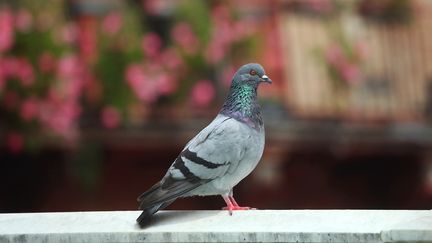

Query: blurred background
[1,0,431,213]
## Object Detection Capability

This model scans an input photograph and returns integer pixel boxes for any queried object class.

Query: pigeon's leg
[228,189,255,209]
[222,195,235,215]
[228,196,256,210]
[221,190,255,215]
[228,189,238,206]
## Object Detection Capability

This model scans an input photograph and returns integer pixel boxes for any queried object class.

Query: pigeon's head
[232,63,272,88]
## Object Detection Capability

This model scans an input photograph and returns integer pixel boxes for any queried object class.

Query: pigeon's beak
[260,75,272,84]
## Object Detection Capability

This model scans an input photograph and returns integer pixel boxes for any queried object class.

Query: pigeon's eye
[249,69,257,76]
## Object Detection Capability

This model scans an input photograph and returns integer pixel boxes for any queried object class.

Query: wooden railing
[278,1,432,121]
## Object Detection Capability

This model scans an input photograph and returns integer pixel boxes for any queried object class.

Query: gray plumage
[137,63,272,227]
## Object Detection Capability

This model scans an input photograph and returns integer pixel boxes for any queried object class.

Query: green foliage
[96,49,134,109]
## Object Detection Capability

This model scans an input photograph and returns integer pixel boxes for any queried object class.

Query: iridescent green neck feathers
[220,83,263,129]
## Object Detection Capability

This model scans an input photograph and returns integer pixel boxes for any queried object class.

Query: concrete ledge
[0,210,431,242]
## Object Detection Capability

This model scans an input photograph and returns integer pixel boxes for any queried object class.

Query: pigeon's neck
[220,84,263,129]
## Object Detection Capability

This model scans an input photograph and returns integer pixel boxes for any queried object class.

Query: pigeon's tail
[136,200,174,228]
[136,175,206,227]
[136,181,171,227]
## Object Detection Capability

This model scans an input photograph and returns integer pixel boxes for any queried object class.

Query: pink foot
[222,206,256,215]
[221,195,256,215]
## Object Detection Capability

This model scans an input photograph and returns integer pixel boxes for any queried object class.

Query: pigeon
[136,63,272,227]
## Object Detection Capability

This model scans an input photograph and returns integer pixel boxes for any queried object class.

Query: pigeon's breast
[192,120,265,196]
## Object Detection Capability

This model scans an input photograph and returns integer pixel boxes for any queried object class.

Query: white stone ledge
[0,210,431,242]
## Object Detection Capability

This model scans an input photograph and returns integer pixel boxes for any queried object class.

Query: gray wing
[170,114,249,180]
[138,114,248,208]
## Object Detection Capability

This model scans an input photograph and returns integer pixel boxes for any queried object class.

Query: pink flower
[141,33,162,58]
[191,80,215,107]
[125,64,144,86]
[77,18,97,62]
[0,8,14,52]
[205,3,254,64]
[171,22,199,54]
[20,97,39,121]
[47,55,84,104]
[59,23,78,44]
[125,64,158,103]
[160,48,183,71]
[325,44,344,67]
[211,4,230,22]
[38,99,81,139]
[340,63,361,84]
[233,20,255,41]
[156,74,177,95]
[205,23,233,63]
[46,88,61,104]
[0,57,34,86]
[57,55,82,79]
[101,106,121,129]
[16,58,34,86]
[308,0,333,14]
[213,21,234,44]
[15,9,32,32]
[205,38,226,64]
[1,57,19,76]
[102,12,123,36]
[7,132,23,154]
[38,52,56,73]
[209,4,236,44]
